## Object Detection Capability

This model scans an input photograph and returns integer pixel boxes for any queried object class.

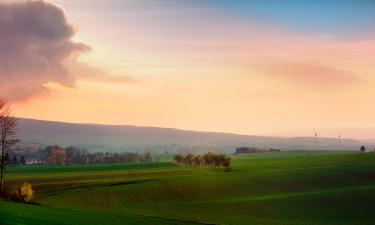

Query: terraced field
[1,151,375,225]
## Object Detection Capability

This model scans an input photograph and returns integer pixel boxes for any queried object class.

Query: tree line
[174,152,231,171]
[12,145,153,165]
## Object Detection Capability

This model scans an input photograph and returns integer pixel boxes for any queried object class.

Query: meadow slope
[1,151,375,225]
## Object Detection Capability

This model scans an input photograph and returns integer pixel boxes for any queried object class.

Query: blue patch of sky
[204,0,375,38]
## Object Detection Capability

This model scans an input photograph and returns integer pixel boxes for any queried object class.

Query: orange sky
[3,0,375,138]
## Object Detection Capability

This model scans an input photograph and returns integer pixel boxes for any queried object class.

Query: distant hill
[16,118,370,153]
[279,127,375,140]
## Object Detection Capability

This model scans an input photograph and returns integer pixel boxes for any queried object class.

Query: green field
[1,151,375,225]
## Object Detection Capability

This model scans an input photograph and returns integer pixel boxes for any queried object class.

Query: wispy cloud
[68,62,137,85]
[257,62,358,89]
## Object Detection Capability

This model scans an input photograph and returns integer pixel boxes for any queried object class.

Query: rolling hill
[15,118,370,153]
[3,151,375,225]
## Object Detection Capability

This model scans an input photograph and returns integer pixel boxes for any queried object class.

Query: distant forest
[11,145,153,165]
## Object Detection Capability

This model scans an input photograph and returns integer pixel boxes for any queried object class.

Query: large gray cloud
[0,0,89,100]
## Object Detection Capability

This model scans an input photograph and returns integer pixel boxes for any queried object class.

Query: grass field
[1,151,375,225]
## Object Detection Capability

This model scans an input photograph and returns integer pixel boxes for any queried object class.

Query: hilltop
[16,118,368,153]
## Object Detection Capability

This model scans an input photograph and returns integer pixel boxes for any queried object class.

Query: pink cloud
[68,62,138,84]
[257,62,358,89]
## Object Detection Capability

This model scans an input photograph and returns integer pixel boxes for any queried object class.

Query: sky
[1,0,375,138]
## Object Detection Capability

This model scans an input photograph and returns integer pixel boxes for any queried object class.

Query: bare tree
[217,154,227,168]
[223,157,231,172]
[184,154,194,167]
[203,152,214,168]
[173,154,183,164]
[0,99,18,192]
[193,155,202,167]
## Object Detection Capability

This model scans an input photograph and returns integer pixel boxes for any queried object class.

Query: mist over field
[17,118,371,153]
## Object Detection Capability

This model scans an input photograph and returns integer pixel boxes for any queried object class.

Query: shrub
[18,182,34,203]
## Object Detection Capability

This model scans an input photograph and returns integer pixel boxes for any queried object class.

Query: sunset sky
[1,0,375,137]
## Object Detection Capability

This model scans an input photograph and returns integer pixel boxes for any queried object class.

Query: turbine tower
[338,134,342,149]
[314,129,319,149]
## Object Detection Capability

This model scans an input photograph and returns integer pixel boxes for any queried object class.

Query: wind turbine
[338,134,342,149]
[314,129,319,149]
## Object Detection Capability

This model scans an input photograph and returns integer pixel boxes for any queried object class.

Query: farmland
[1,151,375,225]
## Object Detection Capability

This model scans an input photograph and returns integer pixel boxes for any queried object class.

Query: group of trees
[174,152,231,171]
[8,146,154,166]
[10,155,25,166]
[36,145,153,165]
